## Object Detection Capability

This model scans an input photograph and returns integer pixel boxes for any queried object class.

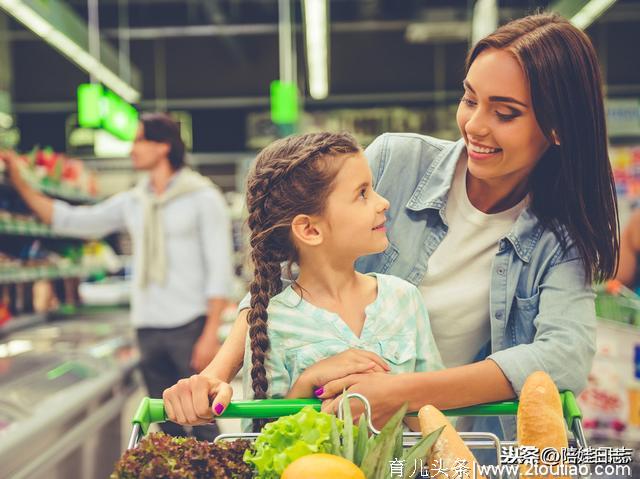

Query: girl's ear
[291,214,323,246]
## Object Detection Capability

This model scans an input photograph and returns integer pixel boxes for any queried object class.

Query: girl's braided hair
[245,132,360,431]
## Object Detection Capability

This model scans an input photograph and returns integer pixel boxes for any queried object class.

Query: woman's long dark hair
[467,12,619,283]
[245,132,360,430]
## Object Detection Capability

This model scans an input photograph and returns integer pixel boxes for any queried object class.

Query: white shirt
[52,172,234,329]
[419,157,526,368]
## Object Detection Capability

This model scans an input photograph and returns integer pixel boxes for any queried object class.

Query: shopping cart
[127,391,588,477]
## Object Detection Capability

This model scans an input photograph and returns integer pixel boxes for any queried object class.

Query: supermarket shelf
[50,304,129,318]
[37,181,99,204]
[0,306,130,338]
[0,265,105,284]
[0,312,47,337]
[0,175,100,204]
[0,218,57,238]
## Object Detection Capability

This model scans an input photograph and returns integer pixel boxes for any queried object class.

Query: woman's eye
[460,96,477,107]
[496,111,519,122]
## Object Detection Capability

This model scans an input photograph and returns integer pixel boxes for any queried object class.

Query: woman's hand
[318,372,406,429]
[163,374,233,425]
[286,349,391,398]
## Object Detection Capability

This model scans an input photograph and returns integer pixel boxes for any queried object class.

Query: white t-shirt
[419,156,526,368]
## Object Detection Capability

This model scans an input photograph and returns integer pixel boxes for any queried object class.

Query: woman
[163,12,618,443]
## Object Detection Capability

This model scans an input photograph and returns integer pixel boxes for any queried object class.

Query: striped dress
[241,273,444,402]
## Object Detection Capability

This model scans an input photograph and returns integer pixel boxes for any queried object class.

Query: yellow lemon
[281,453,365,479]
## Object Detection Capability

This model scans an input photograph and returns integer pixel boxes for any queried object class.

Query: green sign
[77,83,102,128]
[77,84,138,141]
[270,80,299,124]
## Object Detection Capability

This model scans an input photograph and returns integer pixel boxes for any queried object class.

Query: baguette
[517,371,570,479]
[418,405,486,479]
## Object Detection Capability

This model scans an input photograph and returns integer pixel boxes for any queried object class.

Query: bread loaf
[418,405,486,479]
[517,371,570,479]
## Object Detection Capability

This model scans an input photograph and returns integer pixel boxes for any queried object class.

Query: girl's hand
[287,349,391,398]
[318,372,405,429]
[163,374,233,425]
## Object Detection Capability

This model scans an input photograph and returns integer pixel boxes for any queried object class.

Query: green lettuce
[243,406,354,479]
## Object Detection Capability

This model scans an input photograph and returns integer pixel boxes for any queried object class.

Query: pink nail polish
[214,403,224,415]
[314,387,324,397]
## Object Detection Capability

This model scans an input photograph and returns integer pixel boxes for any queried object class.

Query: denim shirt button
[496,266,506,276]
[495,310,504,320]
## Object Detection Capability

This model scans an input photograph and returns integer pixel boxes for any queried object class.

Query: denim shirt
[356,133,596,443]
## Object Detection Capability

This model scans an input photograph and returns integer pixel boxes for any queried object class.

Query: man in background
[1,113,233,441]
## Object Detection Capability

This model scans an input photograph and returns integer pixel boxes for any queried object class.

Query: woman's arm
[321,254,594,427]
[319,360,514,428]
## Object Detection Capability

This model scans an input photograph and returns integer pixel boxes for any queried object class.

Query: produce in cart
[244,401,444,479]
[517,371,571,479]
[418,405,486,479]
[111,434,253,479]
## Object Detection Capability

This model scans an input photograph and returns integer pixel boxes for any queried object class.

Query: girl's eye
[460,96,476,107]
[359,188,367,200]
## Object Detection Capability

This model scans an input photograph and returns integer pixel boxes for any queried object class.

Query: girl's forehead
[332,153,372,186]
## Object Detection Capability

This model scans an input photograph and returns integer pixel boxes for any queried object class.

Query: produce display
[1,147,99,199]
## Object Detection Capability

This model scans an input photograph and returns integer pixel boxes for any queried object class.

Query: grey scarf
[132,168,214,288]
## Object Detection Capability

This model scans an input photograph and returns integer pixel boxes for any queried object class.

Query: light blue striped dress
[241,273,444,404]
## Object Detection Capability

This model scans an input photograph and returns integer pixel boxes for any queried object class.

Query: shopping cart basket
[127,391,587,477]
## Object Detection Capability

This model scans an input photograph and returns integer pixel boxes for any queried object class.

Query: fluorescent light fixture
[95,130,133,157]
[303,0,329,100]
[472,0,498,44]
[569,0,617,29]
[0,0,140,103]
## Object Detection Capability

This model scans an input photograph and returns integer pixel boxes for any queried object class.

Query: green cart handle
[132,391,581,436]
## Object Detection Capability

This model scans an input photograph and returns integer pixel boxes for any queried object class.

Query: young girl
[241,131,443,430]
[161,132,442,430]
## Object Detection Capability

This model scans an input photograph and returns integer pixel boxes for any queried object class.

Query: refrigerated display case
[0,312,139,479]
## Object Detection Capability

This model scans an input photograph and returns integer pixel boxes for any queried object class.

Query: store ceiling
[4,0,640,152]
[7,0,561,106]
